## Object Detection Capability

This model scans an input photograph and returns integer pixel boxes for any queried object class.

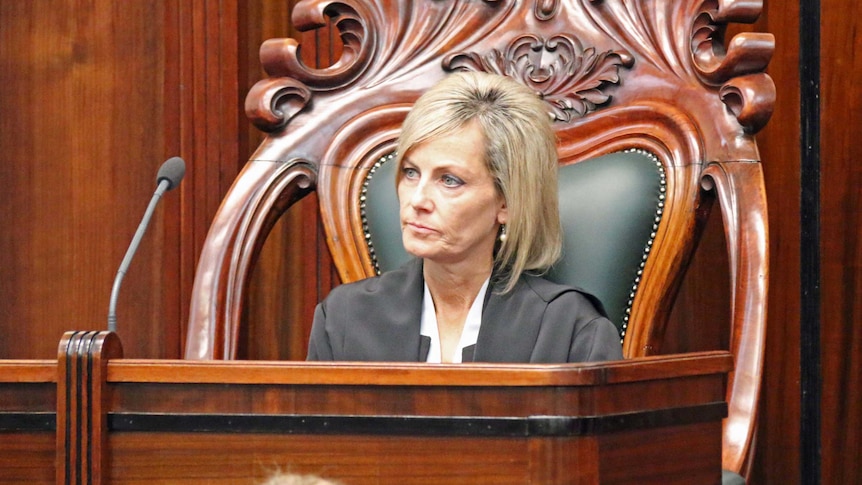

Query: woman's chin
[404,246,431,260]
[402,241,439,260]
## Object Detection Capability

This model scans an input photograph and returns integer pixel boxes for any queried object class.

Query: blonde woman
[307,72,622,364]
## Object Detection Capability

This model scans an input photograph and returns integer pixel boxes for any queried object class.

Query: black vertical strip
[799,0,822,483]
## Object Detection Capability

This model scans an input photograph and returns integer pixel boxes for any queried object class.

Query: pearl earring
[499,224,507,242]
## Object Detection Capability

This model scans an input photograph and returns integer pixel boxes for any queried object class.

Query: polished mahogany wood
[0,360,56,484]
[818,0,862,482]
[0,0,245,360]
[55,331,123,485]
[2,331,732,484]
[102,426,723,484]
[185,0,773,478]
[0,0,173,359]
[0,332,732,484]
[241,0,344,362]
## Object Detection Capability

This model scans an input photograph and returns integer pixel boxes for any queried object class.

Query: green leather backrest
[363,150,664,339]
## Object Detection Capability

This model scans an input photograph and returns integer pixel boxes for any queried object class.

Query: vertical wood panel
[0,0,243,359]
[163,0,242,355]
[820,0,862,482]
[0,0,168,358]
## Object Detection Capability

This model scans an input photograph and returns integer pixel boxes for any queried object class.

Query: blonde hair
[260,472,343,485]
[396,71,561,293]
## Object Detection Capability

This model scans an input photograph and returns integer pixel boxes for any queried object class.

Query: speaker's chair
[184,1,774,480]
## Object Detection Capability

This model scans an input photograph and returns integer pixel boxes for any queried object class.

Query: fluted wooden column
[56,331,122,485]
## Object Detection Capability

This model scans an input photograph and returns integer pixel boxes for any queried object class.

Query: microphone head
[156,156,186,191]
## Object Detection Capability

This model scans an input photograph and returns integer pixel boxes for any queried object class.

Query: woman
[307,71,622,363]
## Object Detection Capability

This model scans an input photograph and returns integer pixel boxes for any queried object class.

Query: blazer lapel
[472,278,540,362]
[375,258,426,362]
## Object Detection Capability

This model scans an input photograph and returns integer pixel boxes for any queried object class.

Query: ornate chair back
[184,1,774,478]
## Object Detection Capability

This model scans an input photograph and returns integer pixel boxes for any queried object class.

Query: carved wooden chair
[184,0,773,481]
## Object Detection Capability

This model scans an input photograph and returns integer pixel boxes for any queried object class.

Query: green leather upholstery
[547,150,665,338]
[363,150,664,339]
[722,469,746,485]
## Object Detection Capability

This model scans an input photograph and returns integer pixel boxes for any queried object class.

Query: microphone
[107,157,186,333]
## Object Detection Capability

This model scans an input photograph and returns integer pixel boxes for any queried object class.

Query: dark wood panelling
[663,211,730,356]
[819,0,862,483]
[163,0,243,356]
[0,0,245,359]
[0,0,169,358]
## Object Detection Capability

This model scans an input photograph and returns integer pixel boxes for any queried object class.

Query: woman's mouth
[405,221,436,234]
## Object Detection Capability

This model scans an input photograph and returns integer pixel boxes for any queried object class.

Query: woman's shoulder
[518,272,582,300]
[518,273,608,318]
[325,258,422,301]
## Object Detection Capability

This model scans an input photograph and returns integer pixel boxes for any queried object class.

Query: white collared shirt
[420,277,489,363]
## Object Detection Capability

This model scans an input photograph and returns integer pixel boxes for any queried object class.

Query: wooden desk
[1,331,732,484]
[0,359,56,484]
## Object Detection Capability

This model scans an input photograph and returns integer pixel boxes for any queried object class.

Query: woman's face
[398,121,508,268]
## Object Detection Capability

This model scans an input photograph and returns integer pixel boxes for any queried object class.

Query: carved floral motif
[535,0,560,20]
[444,34,633,122]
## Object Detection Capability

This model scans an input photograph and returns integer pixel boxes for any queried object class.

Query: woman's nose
[409,180,433,210]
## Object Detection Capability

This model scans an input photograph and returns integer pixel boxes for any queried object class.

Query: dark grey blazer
[307,258,623,363]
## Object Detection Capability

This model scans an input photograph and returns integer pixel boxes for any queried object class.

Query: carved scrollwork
[691,6,773,83]
[246,0,776,137]
[580,0,774,133]
[259,0,525,92]
[444,34,633,122]
[719,73,777,134]
[245,78,312,132]
[689,0,775,132]
[259,1,375,91]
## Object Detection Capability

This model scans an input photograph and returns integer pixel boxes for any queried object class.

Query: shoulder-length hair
[395,71,562,293]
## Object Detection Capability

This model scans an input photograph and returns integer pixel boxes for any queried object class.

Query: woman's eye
[441,174,464,187]
[402,167,419,179]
